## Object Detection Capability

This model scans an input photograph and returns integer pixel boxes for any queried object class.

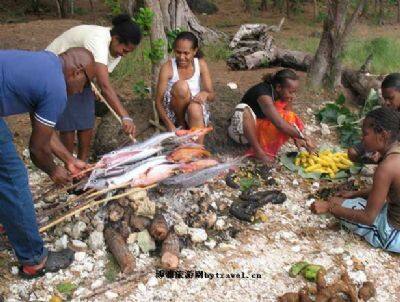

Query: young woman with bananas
[312,107,400,253]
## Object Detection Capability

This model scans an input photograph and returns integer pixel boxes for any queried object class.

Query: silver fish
[100,146,163,169]
[161,158,242,188]
[107,156,169,187]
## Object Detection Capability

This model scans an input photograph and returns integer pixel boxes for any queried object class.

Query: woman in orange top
[228,68,315,163]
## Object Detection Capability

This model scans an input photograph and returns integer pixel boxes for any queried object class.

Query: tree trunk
[121,0,144,16]
[285,0,290,19]
[54,0,67,18]
[145,0,168,130]
[159,0,223,43]
[260,0,268,11]
[313,0,319,19]
[308,0,366,89]
[378,0,384,25]
[397,0,400,23]
[244,0,252,12]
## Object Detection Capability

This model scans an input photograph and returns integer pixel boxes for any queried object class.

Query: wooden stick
[91,82,136,142]
[37,188,97,219]
[149,119,166,132]
[39,186,154,233]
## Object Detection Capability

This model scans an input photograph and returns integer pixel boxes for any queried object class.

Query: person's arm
[336,186,372,199]
[258,95,303,139]
[192,59,215,104]
[155,62,176,131]
[29,117,71,185]
[330,163,391,225]
[95,63,135,136]
[50,133,90,175]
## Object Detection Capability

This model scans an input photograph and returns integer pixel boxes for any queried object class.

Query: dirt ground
[2,1,400,301]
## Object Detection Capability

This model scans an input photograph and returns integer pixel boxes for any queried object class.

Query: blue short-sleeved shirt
[0,50,67,127]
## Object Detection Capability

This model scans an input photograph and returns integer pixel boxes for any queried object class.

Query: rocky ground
[2,104,400,302]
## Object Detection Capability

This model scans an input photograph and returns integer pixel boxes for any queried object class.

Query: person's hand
[167,124,177,132]
[310,200,330,214]
[50,166,72,186]
[328,196,345,207]
[294,138,307,150]
[192,91,209,104]
[335,190,357,199]
[66,158,91,179]
[304,137,316,153]
[368,151,381,163]
[121,117,136,136]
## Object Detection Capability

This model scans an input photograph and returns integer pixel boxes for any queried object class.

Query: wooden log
[130,215,151,231]
[104,227,136,274]
[149,214,169,241]
[161,232,180,270]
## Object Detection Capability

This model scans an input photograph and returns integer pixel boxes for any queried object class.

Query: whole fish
[161,158,242,188]
[168,145,211,163]
[122,131,177,151]
[108,156,169,186]
[179,159,219,173]
[100,146,163,169]
[130,163,180,187]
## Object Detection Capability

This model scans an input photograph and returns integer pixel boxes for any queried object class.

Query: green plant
[56,282,77,298]
[133,7,155,36]
[166,28,183,52]
[133,80,150,99]
[145,38,166,64]
[203,42,233,61]
[104,254,119,282]
[316,90,380,147]
[104,0,121,15]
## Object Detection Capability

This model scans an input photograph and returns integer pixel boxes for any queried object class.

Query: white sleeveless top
[166,58,201,97]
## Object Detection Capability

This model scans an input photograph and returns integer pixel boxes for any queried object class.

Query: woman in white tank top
[155,32,215,144]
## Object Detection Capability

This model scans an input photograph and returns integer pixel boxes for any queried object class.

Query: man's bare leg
[77,129,93,162]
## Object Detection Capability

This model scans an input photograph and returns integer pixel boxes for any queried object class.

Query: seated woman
[348,73,400,164]
[155,31,215,144]
[228,68,314,163]
[312,107,400,253]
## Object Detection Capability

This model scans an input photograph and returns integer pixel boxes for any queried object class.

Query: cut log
[104,227,136,274]
[149,214,169,241]
[161,232,180,270]
[130,215,152,231]
[227,23,384,105]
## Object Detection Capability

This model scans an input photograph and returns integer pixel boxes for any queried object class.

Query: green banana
[289,261,309,278]
[302,264,324,282]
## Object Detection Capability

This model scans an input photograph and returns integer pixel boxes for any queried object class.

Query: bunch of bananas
[294,150,353,178]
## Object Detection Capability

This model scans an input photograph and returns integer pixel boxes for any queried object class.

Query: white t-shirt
[46,25,121,73]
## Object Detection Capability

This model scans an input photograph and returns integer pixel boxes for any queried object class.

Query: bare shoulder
[198,58,209,69]
[160,59,173,78]
[376,155,400,178]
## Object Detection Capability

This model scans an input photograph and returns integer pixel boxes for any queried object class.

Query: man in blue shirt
[0,47,95,278]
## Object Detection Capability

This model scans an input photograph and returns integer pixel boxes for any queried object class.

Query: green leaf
[240,177,255,191]
[298,168,321,179]
[333,170,348,179]
[361,89,380,117]
[280,152,299,172]
[350,164,363,175]
[335,93,346,105]
[317,103,340,123]
[337,114,348,126]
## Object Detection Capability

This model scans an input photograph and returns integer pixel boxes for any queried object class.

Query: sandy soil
[1,2,400,301]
